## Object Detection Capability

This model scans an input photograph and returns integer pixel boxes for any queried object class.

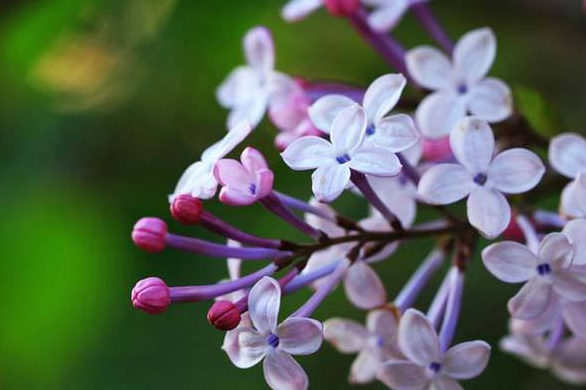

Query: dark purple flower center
[366,124,376,136]
[473,173,487,186]
[457,84,468,95]
[537,263,551,276]
[429,362,442,373]
[249,183,257,195]
[336,153,351,164]
[267,334,280,348]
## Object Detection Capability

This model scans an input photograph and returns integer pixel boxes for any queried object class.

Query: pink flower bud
[132,217,168,253]
[131,277,170,314]
[170,195,203,224]
[422,136,453,162]
[207,300,241,330]
[324,0,361,17]
[503,211,524,243]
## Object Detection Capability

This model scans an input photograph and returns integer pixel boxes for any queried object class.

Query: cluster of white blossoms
[131,2,586,390]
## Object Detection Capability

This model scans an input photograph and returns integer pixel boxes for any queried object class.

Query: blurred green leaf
[514,85,564,137]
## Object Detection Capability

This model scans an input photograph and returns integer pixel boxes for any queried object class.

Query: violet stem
[516,214,540,254]
[274,191,337,223]
[200,211,282,249]
[284,260,341,293]
[397,153,421,184]
[410,3,454,54]
[438,268,464,352]
[533,209,567,230]
[547,316,565,351]
[427,268,452,328]
[259,192,323,240]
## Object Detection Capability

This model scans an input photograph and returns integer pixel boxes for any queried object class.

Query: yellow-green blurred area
[0,0,585,389]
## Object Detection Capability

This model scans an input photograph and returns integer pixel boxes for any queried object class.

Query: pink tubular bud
[324,0,361,17]
[207,300,241,330]
[132,217,168,253]
[131,277,171,314]
[422,136,453,162]
[503,211,524,243]
[170,195,203,224]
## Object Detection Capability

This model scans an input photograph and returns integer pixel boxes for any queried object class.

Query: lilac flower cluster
[130,1,586,389]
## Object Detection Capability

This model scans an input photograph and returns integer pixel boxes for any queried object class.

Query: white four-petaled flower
[406,28,513,138]
[549,133,586,218]
[377,309,491,390]
[224,277,323,390]
[417,116,545,238]
[362,0,427,32]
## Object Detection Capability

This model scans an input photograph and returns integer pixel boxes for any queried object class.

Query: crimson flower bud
[131,277,171,314]
[132,217,167,253]
[207,300,241,330]
[170,194,203,224]
[324,0,361,17]
[422,137,453,162]
[503,211,524,243]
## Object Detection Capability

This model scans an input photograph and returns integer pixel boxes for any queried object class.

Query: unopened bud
[132,277,170,314]
[207,300,241,330]
[503,211,524,242]
[324,0,361,17]
[170,194,203,224]
[422,137,453,162]
[132,217,167,253]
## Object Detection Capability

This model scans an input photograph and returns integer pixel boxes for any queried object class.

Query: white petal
[366,0,410,32]
[331,104,367,152]
[574,173,586,215]
[349,350,385,384]
[216,66,260,108]
[561,181,585,218]
[362,74,406,122]
[499,334,549,368]
[511,294,561,335]
[311,163,351,202]
[281,0,322,22]
[263,349,308,390]
[467,187,510,239]
[453,28,496,84]
[371,114,419,152]
[487,148,545,194]
[323,318,369,353]
[468,78,513,122]
[398,309,440,365]
[563,301,586,339]
[405,46,453,90]
[430,376,464,390]
[450,116,495,173]
[562,219,586,265]
[344,261,387,309]
[276,317,323,355]
[204,121,254,163]
[281,136,335,170]
[248,277,281,334]
[308,95,355,132]
[368,176,417,227]
[223,327,267,368]
[538,232,574,269]
[416,92,467,139]
[367,308,400,346]
[304,197,344,236]
[227,240,243,280]
[549,133,586,179]
[417,163,472,205]
[553,337,586,384]
[481,241,536,283]
[508,278,552,320]
[170,161,217,201]
[244,27,274,73]
[349,147,402,177]
[443,341,491,379]
[552,271,586,301]
[377,360,428,390]
[227,92,268,129]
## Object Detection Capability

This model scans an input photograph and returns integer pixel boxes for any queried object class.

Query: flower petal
[487,148,545,194]
[214,159,254,190]
[349,350,385,384]
[227,92,269,129]
[405,46,453,91]
[499,333,549,368]
[311,163,351,202]
[244,27,274,73]
[552,271,586,301]
[511,294,561,335]
[281,136,335,170]
[468,78,513,122]
[368,176,417,227]
[508,278,552,320]
[218,187,257,206]
[367,308,400,346]
[254,169,275,199]
[308,95,356,132]
[377,360,428,390]
[453,28,496,84]
[349,147,402,177]
[371,114,419,153]
[363,74,406,122]
[331,104,367,152]
[227,240,243,280]
[216,66,260,109]
[281,0,322,22]
[417,163,473,205]
[263,349,308,390]
[398,309,440,365]
[563,301,586,340]
[416,92,466,139]
[241,146,269,173]
[481,241,536,283]
[276,317,323,355]
[202,120,254,162]
[223,327,267,368]
[467,187,510,239]
[574,173,586,215]
[344,261,387,309]
[430,376,464,390]
[323,318,369,353]
[304,197,344,236]
[450,116,495,174]
[170,161,218,201]
[560,181,584,218]
[549,133,586,179]
[443,341,491,379]
[366,0,410,32]
[562,219,586,266]
[538,233,575,269]
[248,277,281,334]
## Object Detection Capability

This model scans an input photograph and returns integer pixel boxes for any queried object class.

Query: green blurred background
[0,0,585,389]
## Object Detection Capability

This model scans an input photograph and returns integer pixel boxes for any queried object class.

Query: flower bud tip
[132,277,170,314]
[132,217,168,253]
[170,194,203,224]
[207,300,241,330]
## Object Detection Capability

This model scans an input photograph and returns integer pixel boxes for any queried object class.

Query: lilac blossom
[362,0,428,32]
[549,133,586,218]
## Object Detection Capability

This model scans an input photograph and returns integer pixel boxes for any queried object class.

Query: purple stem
[350,170,404,231]
[259,192,323,240]
[397,153,421,184]
[426,270,450,328]
[284,260,342,293]
[533,210,567,230]
[169,263,278,303]
[395,249,446,312]
[292,259,350,318]
[166,233,290,260]
[516,214,540,254]
[438,268,465,352]
[234,267,300,313]
[410,3,454,54]
[547,316,565,351]
[274,191,337,223]
[348,9,413,81]
[200,211,282,249]
[304,82,365,103]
